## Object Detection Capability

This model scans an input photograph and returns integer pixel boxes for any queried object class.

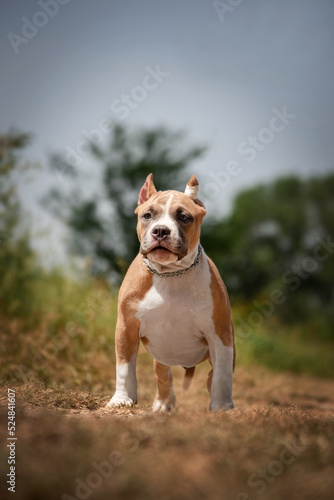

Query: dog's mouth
[146,245,179,263]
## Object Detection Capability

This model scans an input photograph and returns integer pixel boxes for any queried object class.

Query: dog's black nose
[152,225,171,241]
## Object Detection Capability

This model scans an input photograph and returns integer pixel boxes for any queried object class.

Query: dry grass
[1,360,334,500]
[1,278,333,499]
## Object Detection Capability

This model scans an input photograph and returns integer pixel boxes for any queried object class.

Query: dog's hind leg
[207,358,213,395]
[183,366,196,392]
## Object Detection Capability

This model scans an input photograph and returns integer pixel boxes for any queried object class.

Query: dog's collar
[143,244,203,278]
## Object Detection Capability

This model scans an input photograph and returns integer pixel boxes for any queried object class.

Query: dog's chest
[136,258,213,367]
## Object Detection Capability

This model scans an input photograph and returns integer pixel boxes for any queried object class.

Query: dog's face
[135,174,206,264]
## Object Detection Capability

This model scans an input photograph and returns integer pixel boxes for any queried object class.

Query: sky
[1,0,334,262]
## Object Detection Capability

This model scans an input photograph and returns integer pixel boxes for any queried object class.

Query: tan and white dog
[107,174,235,412]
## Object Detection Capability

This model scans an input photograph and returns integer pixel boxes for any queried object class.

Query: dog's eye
[178,213,190,223]
[143,213,152,220]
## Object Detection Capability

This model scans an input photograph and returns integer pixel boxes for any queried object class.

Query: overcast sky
[1,0,334,261]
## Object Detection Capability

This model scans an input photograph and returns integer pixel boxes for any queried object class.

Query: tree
[46,124,205,280]
[202,175,334,324]
[0,130,38,316]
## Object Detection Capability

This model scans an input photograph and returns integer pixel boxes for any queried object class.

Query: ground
[1,359,334,500]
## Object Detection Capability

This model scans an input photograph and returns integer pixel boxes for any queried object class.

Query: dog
[107,174,235,411]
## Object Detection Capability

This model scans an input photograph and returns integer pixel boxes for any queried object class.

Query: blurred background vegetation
[1,127,333,389]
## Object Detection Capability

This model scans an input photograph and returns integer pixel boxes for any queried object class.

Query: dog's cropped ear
[137,173,157,206]
[184,175,206,210]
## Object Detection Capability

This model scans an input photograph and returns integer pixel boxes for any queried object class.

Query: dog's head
[135,174,206,265]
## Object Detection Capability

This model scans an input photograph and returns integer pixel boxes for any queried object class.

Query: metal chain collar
[142,244,203,278]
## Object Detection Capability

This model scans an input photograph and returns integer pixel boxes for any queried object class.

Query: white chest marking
[136,254,215,367]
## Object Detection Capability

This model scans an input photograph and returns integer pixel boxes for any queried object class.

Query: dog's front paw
[209,400,234,412]
[152,399,174,412]
[106,393,137,408]
[152,392,176,413]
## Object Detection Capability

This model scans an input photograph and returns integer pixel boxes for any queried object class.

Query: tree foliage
[202,175,334,324]
[0,130,39,316]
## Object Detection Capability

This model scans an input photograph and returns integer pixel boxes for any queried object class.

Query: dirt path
[1,366,334,500]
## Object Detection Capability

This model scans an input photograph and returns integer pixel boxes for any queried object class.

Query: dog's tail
[183,366,196,392]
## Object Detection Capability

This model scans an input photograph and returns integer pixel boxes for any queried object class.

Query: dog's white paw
[106,393,136,408]
[152,399,174,412]
[152,393,176,413]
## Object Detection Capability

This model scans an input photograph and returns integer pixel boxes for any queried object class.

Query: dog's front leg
[208,335,234,411]
[107,316,139,407]
[152,360,176,412]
